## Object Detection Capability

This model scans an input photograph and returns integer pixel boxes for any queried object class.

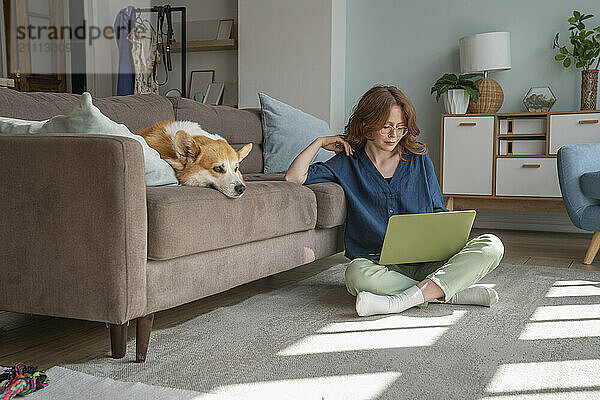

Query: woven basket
[581,69,599,111]
[468,78,504,113]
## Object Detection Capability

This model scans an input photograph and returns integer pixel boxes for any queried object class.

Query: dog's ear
[237,143,252,162]
[173,130,201,164]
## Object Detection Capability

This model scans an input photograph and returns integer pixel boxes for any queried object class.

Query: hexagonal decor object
[523,87,557,112]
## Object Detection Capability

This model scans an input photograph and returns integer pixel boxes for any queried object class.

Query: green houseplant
[553,10,600,110]
[431,73,481,114]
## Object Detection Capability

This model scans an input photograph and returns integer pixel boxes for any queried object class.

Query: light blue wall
[345,0,600,169]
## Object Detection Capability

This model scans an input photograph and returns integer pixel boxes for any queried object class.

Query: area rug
[62,262,600,400]
[23,366,211,399]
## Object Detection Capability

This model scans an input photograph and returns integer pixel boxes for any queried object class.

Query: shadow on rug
[61,263,600,400]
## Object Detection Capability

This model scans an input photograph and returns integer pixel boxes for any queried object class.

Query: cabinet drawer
[496,158,561,197]
[442,116,494,195]
[549,113,600,154]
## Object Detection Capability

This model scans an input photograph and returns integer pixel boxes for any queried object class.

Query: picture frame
[221,82,238,107]
[203,82,225,105]
[216,19,234,40]
[188,70,215,100]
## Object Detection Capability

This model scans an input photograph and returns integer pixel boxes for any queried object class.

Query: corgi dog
[137,121,252,198]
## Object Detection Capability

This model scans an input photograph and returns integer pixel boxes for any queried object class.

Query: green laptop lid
[378,210,476,265]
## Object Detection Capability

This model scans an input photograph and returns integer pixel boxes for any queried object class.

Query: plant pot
[581,69,599,111]
[442,89,470,114]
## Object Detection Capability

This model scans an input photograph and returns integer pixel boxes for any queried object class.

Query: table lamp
[459,32,511,113]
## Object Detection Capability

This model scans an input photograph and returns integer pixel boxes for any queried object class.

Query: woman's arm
[284,136,354,184]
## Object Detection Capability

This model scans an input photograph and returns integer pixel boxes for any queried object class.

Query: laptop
[377,210,477,265]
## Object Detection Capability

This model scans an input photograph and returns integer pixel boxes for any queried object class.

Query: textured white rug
[22,366,211,399]
[59,263,600,400]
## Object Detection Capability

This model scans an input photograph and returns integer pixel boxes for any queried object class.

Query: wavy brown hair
[344,85,427,160]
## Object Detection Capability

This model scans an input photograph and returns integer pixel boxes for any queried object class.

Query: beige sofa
[0,89,346,362]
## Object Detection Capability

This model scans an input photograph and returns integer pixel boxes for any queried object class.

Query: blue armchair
[557,143,600,264]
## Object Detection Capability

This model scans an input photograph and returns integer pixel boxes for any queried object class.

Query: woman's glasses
[379,125,409,136]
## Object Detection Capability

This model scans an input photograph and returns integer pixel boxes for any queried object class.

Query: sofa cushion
[305,183,347,228]
[242,173,285,181]
[146,181,317,260]
[168,97,263,173]
[93,94,175,132]
[581,171,600,199]
[239,175,346,228]
[0,89,174,133]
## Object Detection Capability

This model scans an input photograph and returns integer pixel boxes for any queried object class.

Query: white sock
[442,286,499,307]
[355,286,425,317]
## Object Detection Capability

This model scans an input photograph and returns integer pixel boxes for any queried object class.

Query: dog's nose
[234,184,245,195]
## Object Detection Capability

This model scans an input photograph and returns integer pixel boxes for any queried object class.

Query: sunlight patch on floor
[482,391,600,400]
[278,327,449,356]
[545,285,600,298]
[317,310,467,333]
[553,280,600,286]
[486,360,600,393]
[194,372,402,400]
[519,320,600,340]
[530,304,600,321]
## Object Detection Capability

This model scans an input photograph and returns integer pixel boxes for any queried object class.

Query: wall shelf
[171,39,237,53]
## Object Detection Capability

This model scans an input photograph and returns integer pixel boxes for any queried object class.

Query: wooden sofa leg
[109,323,127,359]
[136,314,154,363]
[583,232,600,265]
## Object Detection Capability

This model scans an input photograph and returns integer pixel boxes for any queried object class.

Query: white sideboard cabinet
[440,111,600,212]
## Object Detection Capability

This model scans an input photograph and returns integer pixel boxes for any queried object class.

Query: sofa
[0,89,346,362]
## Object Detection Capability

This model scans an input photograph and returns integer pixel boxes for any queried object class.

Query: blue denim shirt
[304,148,448,260]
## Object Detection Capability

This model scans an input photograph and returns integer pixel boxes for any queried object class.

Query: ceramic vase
[442,89,470,114]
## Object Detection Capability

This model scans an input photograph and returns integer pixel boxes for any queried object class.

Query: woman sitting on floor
[284,85,504,317]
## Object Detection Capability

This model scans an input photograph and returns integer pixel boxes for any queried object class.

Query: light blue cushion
[581,171,600,199]
[0,93,178,187]
[259,93,334,174]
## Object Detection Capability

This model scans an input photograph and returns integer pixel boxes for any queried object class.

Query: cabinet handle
[522,164,541,168]
[578,119,599,124]
[459,122,477,126]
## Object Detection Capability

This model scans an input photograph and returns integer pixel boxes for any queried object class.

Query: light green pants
[345,234,504,303]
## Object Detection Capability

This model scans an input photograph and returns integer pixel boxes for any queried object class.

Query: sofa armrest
[305,182,347,228]
[0,134,147,324]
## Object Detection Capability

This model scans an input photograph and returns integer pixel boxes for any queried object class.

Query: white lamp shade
[459,32,511,73]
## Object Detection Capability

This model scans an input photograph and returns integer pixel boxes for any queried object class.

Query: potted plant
[553,10,600,110]
[430,73,482,114]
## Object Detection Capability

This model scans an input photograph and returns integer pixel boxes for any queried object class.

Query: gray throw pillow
[0,92,178,187]
[259,93,334,174]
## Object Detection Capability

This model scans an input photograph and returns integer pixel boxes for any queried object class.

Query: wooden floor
[1,228,599,370]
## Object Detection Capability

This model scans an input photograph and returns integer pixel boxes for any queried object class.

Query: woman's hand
[319,136,354,156]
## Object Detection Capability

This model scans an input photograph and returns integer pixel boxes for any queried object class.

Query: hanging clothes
[114,6,136,96]
[127,24,159,94]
